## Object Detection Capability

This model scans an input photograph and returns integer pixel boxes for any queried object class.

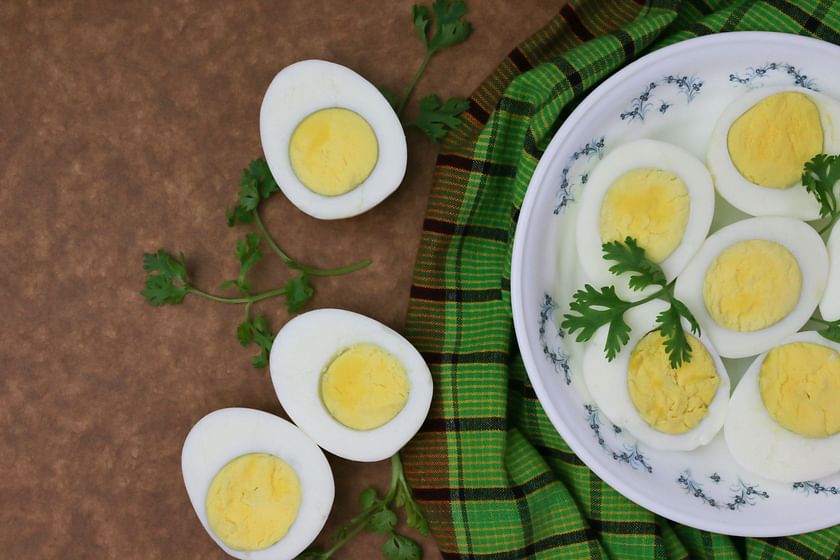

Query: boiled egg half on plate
[582,300,730,451]
[725,331,840,482]
[270,308,433,462]
[576,139,715,298]
[260,60,408,220]
[820,222,840,321]
[707,86,840,220]
[181,408,334,559]
[675,216,828,359]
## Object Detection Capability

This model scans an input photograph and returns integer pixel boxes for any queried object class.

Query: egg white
[582,300,730,451]
[674,216,828,359]
[707,86,840,220]
[575,139,715,299]
[270,308,433,462]
[181,408,334,560]
[724,331,840,482]
[260,59,407,220]
[820,223,840,321]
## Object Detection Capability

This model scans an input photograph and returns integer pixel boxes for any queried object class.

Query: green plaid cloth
[401,1,840,558]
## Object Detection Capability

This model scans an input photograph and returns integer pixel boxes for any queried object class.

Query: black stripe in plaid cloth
[402,1,840,558]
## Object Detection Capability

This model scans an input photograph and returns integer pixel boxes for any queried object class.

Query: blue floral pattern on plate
[554,137,605,214]
[678,470,769,511]
[729,62,817,90]
[538,294,571,385]
[620,75,703,122]
[793,481,840,496]
[585,404,653,473]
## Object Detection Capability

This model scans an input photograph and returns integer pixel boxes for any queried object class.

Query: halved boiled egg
[707,86,840,220]
[725,331,840,482]
[181,408,334,559]
[582,300,730,451]
[675,217,827,358]
[576,139,715,298]
[270,308,433,462]
[820,223,840,321]
[260,60,407,220]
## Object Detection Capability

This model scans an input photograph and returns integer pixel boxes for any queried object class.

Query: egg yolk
[205,453,301,551]
[320,343,409,430]
[599,168,690,263]
[702,240,801,332]
[727,92,823,189]
[289,108,378,197]
[760,342,840,438]
[627,331,720,434]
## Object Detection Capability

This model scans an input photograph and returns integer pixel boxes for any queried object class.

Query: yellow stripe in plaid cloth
[403,0,840,558]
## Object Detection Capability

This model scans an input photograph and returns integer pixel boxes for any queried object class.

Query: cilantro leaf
[221,234,263,294]
[412,4,431,47]
[404,497,430,536]
[284,274,314,313]
[561,285,633,361]
[359,487,379,510]
[656,299,700,369]
[407,94,469,142]
[227,159,277,227]
[236,314,274,369]
[427,0,472,54]
[368,508,398,535]
[802,153,840,219]
[818,319,840,343]
[382,533,422,560]
[603,237,667,291]
[141,251,190,305]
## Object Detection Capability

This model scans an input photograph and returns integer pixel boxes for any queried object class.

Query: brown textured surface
[0,1,557,558]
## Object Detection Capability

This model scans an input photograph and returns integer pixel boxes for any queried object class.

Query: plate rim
[510,31,840,538]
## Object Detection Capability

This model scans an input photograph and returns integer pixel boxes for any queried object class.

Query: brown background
[0,1,558,558]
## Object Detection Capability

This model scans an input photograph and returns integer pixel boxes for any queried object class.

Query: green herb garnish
[802,153,840,234]
[382,0,473,142]
[141,159,371,368]
[561,237,701,368]
[299,454,429,560]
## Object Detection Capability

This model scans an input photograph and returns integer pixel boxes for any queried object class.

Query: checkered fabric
[402,1,840,558]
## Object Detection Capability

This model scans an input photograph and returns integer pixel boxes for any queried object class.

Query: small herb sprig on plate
[380,0,473,141]
[141,160,370,368]
[802,153,840,235]
[561,237,701,368]
[299,454,430,560]
[801,153,840,343]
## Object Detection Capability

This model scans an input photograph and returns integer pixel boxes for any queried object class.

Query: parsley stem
[397,51,432,117]
[819,213,839,235]
[253,210,372,277]
[187,287,285,305]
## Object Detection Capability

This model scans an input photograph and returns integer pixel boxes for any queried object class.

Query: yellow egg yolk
[599,168,690,263]
[702,240,802,332]
[289,108,378,196]
[627,331,720,434]
[760,342,840,438]
[320,343,409,430]
[727,92,824,188]
[205,453,301,551]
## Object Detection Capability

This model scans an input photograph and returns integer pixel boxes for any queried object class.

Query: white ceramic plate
[511,32,840,538]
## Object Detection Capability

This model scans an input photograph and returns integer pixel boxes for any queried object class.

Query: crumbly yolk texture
[599,168,690,263]
[727,92,823,188]
[703,240,802,332]
[320,343,409,430]
[627,331,720,434]
[760,342,840,438]
[289,108,378,196]
[205,453,301,551]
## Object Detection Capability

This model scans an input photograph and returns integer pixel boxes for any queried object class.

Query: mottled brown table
[1,2,557,557]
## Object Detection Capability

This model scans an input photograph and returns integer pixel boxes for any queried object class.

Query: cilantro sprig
[141,159,370,369]
[561,237,701,368]
[802,153,840,234]
[380,0,473,142]
[299,454,429,560]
